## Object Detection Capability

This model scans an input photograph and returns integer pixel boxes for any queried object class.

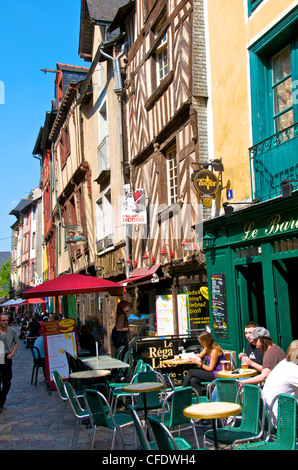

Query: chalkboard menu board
[211,274,228,338]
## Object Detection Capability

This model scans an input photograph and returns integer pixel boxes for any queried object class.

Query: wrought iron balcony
[249,122,298,201]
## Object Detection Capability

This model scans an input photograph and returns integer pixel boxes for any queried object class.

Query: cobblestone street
[0,325,202,452]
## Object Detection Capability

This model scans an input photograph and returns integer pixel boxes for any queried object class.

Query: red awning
[23,273,120,299]
[119,265,160,285]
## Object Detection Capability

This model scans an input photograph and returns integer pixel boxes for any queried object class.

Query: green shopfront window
[272,45,293,133]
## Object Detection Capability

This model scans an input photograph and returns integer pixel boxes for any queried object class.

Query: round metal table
[216,368,258,379]
[184,401,242,450]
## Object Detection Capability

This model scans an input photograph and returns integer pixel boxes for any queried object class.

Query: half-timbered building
[109,0,209,339]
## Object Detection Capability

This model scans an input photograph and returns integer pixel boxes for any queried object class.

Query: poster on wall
[43,318,78,390]
[155,295,175,336]
[178,285,209,335]
[211,274,228,338]
[177,294,188,335]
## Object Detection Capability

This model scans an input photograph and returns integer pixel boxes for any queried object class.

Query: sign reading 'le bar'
[193,169,219,199]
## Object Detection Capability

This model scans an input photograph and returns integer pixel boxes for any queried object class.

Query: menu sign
[211,274,228,338]
[43,319,78,390]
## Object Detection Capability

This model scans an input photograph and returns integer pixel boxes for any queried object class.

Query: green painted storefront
[199,192,298,365]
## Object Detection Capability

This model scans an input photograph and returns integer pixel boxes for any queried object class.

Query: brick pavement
[0,325,203,451]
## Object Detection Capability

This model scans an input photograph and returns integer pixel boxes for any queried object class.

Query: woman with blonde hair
[263,339,298,418]
[183,331,225,396]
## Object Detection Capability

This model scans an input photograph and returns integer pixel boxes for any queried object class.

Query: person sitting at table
[262,339,298,419]
[238,321,263,369]
[241,327,285,386]
[183,331,225,396]
[79,324,96,356]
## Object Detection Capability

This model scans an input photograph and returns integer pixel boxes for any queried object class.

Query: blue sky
[0,0,87,252]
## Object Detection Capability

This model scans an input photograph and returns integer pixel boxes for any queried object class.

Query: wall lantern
[202,233,216,249]
[181,238,197,254]
[126,254,137,268]
[117,258,125,266]
[159,244,174,263]
[142,250,155,266]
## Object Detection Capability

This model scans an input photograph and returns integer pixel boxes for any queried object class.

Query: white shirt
[263,359,298,418]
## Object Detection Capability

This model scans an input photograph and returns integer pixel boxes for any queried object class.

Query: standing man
[0,312,19,412]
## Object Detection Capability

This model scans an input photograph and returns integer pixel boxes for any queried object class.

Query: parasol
[23,273,120,299]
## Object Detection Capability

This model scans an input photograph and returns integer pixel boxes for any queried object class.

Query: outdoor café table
[216,368,258,379]
[122,382,165,438]
[69,369,111,390]
[162,358,192,366]
[81,355,130,370]
[183,402,242,450]
[69,369,111,380]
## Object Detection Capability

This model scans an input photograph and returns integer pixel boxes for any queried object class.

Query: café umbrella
[21,298,46,305]
[23,273,120,299]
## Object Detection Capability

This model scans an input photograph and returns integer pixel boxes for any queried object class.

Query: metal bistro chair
[84,388,134,450]
[148,416,194,451]
[109,360,149,412]
[30,346,46,386]
[64,381,90,450]
[207,378,242,427]
[235,393,298,451]
[159,386,200,448]
[132,370,167,419]
[203,384,265,450]
[51,370,84,426]
[128,404,156,450]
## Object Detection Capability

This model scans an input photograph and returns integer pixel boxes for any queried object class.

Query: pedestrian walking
[0,312,19,412]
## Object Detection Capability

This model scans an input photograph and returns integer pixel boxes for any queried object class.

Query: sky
[0,0,87,252]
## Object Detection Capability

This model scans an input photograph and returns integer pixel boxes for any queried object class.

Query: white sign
[120,186,147,225]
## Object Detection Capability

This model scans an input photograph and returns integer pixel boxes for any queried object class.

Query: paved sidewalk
[0,326,204,451]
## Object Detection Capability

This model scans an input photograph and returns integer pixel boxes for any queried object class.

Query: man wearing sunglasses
[0,312,19,412]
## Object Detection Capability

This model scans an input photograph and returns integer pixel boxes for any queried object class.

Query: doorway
[236,262,266,331]
[273,257,298,347]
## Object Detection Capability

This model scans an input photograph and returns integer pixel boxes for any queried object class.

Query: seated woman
[183,331,225,396]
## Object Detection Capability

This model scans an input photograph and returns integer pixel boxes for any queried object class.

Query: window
[156,34,168,84]
[272,46,293,133]
[167,147,178,205]
[60,125,71,169]
[249,8,298,201]
[96,189,113,251]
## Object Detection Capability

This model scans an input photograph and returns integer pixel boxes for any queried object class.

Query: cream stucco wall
[206,0,297,205]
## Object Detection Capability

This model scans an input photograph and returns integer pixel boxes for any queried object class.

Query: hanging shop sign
[65,225,86,245]
[120,186,147,224]
[193,169,219,204]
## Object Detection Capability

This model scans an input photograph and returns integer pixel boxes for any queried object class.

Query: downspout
[99,42,130,277]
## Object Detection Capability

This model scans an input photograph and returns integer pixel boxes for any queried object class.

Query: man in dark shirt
[239,322,263,368]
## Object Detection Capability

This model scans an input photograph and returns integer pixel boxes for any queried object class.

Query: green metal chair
[159,386,200,448]
[64,381,90,449]
[235,393,298,450]
[84,388,134,450]
[148,416,193,450]
[203,384,265,450]
[109,360,149,412]
[51,370,84,426]
[207,378,241,402]
[132,370,166,417]
[128,404,157,450]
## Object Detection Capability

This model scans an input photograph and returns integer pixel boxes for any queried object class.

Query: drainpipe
[99,42,130,277]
